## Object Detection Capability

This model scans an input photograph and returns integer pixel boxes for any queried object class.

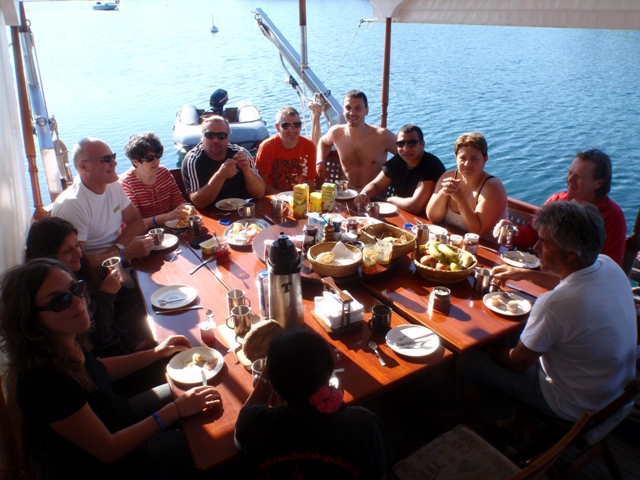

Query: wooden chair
[523,379,640,480]
[169,168,189,203]
[324,152,346,184]
[507,198,538,228]
[388,413,589,480]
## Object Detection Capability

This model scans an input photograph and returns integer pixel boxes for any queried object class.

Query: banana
[428,242,448,263]
[437,243,460,264]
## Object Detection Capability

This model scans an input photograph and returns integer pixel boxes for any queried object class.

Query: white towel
[314,290,363,329]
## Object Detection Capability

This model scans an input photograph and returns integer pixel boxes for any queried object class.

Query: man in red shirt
[255,106,317,193]
[495,149,626,266]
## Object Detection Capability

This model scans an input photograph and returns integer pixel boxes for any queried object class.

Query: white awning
[370,0,640,30]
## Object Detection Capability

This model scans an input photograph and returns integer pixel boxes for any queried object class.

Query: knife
[505,283,539,299]
[201,368,208,386]
[413,217,424,225]
[154,305,204,315]
[189,257,214,275]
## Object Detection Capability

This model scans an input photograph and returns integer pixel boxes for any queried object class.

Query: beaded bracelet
[152,216,159,226]
[152,412,166,431]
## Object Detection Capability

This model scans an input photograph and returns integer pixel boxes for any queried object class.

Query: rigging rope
[323,19,365,84]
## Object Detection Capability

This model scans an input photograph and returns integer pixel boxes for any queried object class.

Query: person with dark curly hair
[0,258,221,480]
[235,328,392,479]
[120,132,188,229]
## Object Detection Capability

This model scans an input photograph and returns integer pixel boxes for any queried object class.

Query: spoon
[206,309,214,321]
[210,212,231,216]
[156,296,186,306]
[368,340,386,366]
[169,247,182,262]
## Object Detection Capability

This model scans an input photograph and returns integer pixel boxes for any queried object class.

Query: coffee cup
[498,224,516,248]
[238,202,256,219]
[149,228,164,247]
[474,268,492,293]
[366,202,380,219]
[251,358,266,387]
[271,199,288,217]
[368,304,392,333]
[225,304,253,337]
[336,179,349,195]
[102,256,126,284]
[188,215,202,235]
[227,289,251,315]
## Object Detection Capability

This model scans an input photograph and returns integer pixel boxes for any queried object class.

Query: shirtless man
[316,90,397,189]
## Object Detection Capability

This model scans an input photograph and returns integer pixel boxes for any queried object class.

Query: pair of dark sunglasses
[395,139,421,148]
[36,280,87,312]
[279,121,302,130]
[203,131,229,140]
[82,153,117,164]
[139,153,162,163]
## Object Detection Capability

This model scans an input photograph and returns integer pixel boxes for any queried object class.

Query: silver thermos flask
[267,233,303,329]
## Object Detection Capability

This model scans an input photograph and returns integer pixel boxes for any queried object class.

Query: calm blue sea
[21,0,640,229]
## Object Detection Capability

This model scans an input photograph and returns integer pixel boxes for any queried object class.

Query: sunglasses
[203,131,229,140]
[139,153,162,163]
[82,153,117,164]
[279,121,302,130]
[395,139,421,148]
[36,280,87,313]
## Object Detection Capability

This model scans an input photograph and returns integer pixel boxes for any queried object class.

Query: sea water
[20,0,640,229]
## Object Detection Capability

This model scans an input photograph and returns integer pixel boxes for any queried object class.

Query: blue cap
[219,218,231,226]
[403,223,414,231]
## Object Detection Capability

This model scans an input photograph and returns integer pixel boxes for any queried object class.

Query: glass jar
[362,244,379,274]
[463,233,479,255]
[378,242,393,265]
[302,223,318,252]
[214,237,230,263]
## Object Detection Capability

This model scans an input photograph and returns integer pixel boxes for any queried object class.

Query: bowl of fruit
[414,241,477,283]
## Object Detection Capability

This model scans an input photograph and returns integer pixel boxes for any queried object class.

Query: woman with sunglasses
[427,132,508,237]
[120,132,188,229]
[0,258,221,479]
[26,216,137,357]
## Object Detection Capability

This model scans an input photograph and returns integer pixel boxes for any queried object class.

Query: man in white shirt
[458,200,636,422]
[52,137,153,268]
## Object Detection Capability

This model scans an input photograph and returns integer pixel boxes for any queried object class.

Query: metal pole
[299,0,308,70]
[380,17,392,129]
[11,12,47,220]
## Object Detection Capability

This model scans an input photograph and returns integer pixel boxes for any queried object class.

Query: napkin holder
[311,277,362,334]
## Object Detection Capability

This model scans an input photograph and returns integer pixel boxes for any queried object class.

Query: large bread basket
[360,223,416,259]
[308,242,363,277]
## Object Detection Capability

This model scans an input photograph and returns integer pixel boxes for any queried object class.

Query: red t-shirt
[514,192,627,266]
[255,134,316,191]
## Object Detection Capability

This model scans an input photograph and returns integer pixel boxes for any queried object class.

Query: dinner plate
[348,216,384,229]
[167,347,224,384]
[215,198,245,211]
[483,292,532,316]
[501,250,541,269]
[335,189,357,200]
[377,202,398,215]
[150,285,197,309]
[165,219,189,229]
[224,219,270,246]
[276,191,293,203]
[385,324,439,357]
[151,233,179,251]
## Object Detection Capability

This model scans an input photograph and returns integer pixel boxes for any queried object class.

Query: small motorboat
[172,89,269,154]
[93,1,118,11]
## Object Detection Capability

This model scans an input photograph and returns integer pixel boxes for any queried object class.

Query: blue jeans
[458,350,561,420]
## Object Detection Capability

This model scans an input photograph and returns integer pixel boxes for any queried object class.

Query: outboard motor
[209,89,228,116]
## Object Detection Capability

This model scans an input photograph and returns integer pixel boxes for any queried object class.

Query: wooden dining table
[133,195,458,472]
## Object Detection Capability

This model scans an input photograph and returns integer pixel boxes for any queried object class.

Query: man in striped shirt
[182,116,265,209]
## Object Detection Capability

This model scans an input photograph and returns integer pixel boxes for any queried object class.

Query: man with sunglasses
[353,124,445,215]
[52,137,154,268]
[493,149,626,266]
[255,106,317,193]
[316,90,397,189]
[182,116,265,209]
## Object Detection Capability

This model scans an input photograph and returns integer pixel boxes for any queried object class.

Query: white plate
[377,202,398,215]
[335,189,357,200]
[501,250,541,269]
[385,325,439,357]
[165,219,189,229]
[151,233,179,251]
[150,285,197,309]
[348,216,384,229]
[483,292,532,316]
[276,191,293,203]
[215,198,245,211]
[167,347,223,384]
[224,219,269,246]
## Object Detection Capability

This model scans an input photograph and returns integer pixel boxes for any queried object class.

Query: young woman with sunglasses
[26,217,138,357]
[0,259,221,479]
[120,132,188,229]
